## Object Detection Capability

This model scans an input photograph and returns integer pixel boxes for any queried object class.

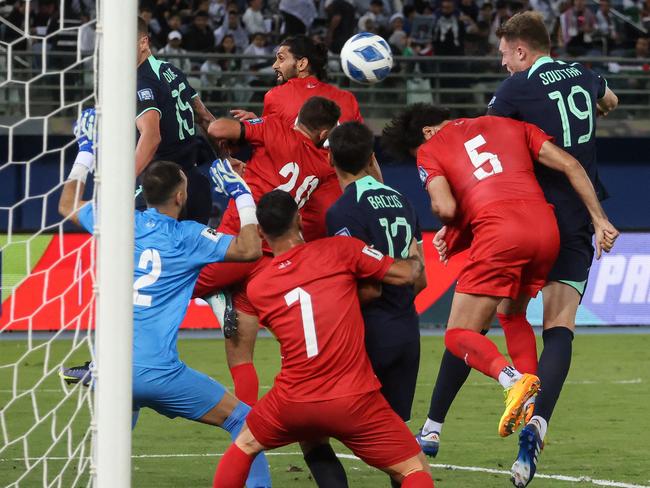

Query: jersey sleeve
[136,75,162,119]
[242,117,270,146]
[340,237,394,280]
[523,121,553,159]
[593,70,608,99]
[487,76,520,117]
[182,222,235,265]
[77,203,95,234]
[416,143,445,189]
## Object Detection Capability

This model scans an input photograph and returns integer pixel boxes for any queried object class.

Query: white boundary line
[2,452,648,488]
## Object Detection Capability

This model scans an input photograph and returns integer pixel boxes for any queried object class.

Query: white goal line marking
[2,452,647,488]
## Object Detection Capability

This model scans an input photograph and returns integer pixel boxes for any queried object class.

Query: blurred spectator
[358,0,390,35]
[326,0,357,53]
[183,10,216,52]
[478,2,493,24]
[388,13,408,50]
[560,0,597,56]
[159,30,193,72]
[243,0,268,34]
[529,0,559,31]
[243,32,273,100]
[2,1,29,48]
[433,0,465,55]
[595,0,623,54]
[459,0,479,22]
[215,9,250,50]
[157,12,183,48]
[488,0,510,48]
[207,0,228,26]
[79,10,96,56]
[279,0,317,35]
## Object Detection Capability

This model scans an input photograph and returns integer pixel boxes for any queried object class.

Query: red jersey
[417,116,552,224]
[262,77,363,241]
[263,76,363,125]
[247,237,393,402]
[219,116,332,246]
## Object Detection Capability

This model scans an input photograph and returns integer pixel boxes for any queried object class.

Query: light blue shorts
[132,362,226,427]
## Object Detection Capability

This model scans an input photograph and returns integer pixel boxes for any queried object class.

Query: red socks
[445,328,509,380]
[402,471,435,487]
[230,362,259,406]
[213,444,254,488]
[497,313,538,374]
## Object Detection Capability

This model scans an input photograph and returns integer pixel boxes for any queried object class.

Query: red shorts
[457,200,560,299]
[246,388,422,469]
[192,254,272,316]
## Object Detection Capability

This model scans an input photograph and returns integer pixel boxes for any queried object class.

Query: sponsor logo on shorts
[137,88,155,101]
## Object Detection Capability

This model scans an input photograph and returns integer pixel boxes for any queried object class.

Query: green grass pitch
[1,334,649,487]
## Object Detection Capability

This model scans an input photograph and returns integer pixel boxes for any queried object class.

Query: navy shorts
[365,339,420,422]
[132,362,226,428]
[546,202,594,295]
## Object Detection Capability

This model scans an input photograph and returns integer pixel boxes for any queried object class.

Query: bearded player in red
[382,105,618,439]
[193,96,340,408]
[230,35,374,242]
[213,190,434,488]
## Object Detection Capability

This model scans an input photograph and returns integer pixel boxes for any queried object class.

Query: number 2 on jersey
[133,249,162,306]
[284,287,318,358]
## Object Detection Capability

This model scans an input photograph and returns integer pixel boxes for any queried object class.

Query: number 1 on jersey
[284,287,318,358]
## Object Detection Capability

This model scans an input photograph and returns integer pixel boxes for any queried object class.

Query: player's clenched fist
[593,218,620,259]
[209,158,251,199]
[73,108,96,155]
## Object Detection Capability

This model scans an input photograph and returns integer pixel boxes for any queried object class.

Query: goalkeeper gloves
[210,158,257,226]
[73,108,96,154]
[210,158,252,199]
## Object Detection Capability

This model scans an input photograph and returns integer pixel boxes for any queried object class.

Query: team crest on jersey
[201,227,224,243]
[335,227,351,237]
[247,118,263,125]
[137,88,154,101]
[418,166,429,186]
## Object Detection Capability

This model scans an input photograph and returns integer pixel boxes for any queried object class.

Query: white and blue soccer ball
[340,32,393,85]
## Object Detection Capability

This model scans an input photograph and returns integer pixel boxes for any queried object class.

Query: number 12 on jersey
[284,287,318,358]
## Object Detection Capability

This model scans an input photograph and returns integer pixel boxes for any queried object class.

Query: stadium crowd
[3,0,649,61]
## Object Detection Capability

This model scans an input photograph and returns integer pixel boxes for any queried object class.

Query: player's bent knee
[234,422,266,455]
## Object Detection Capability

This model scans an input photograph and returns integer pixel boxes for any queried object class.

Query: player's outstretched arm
[135,110,161,176]
[210,159,262,262]
[537,141,619,258]
[597,87,618,117]
[207,118,244,142]
[381,254,424,287]
[59,109,96,226]
[426,176,457,223]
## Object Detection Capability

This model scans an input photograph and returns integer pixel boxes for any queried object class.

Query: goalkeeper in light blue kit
[59,109,272,487]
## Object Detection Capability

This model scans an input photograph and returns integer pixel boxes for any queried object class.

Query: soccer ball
[340,32,393,85]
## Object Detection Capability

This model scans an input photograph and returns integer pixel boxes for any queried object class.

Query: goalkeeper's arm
[58,150,92,228]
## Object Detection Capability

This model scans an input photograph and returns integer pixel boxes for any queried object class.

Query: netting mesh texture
[1,2,98,486]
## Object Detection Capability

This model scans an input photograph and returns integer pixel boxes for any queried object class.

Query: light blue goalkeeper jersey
[78,204,233,369]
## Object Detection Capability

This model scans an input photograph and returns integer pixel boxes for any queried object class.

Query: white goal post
[94,0,136,487]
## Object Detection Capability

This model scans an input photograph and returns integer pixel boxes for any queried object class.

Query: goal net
[0,1,135,486]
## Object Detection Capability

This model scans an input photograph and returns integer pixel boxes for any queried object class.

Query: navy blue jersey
[326,176,422,347]
[488,56,608,212]
[137,55,200,169]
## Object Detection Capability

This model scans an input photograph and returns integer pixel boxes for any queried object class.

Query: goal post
[94,0,137,487]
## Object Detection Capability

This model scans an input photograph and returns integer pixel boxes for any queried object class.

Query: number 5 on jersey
[464,134,503,181]
[284,287,318,358]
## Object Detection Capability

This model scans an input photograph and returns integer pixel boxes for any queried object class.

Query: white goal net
[0,1,135,486]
